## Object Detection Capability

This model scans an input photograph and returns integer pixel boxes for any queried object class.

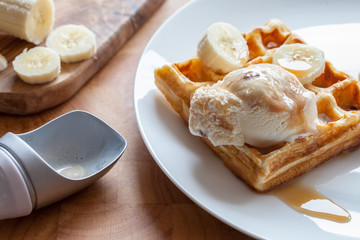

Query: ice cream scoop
[0,110,126,220]
[189,63,318,148]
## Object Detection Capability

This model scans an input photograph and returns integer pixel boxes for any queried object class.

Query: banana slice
[197,22,249,74]
[46,24,97,63]
[13,46,61,84]
[273,43,325,85]
[0,0,55,44]
[0,53,7,72]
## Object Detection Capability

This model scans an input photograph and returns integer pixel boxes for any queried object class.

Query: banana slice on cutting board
[13,46,60,84]
[46,24,97,63]
[0,0,55,44]
[0,54,7,72]
[197,22,249,74]
[273,43,325,85]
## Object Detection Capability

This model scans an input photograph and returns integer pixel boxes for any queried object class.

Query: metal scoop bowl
[0,110,126,219]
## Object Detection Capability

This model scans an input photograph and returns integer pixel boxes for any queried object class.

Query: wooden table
[0,0,255,239]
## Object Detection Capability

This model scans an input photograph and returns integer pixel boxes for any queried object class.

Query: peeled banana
[46,24,97,63]
[273,43,325,85]
[12,46,60,84]
[0,53,7,72]
[197,22,249,74]
[0,0,55,44]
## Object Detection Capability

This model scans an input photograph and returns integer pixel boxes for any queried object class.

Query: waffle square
[154,19,360,191]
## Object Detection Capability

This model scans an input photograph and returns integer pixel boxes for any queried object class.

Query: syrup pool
[272,182,350,223]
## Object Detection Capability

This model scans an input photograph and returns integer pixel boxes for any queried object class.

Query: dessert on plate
[154,19,360,191]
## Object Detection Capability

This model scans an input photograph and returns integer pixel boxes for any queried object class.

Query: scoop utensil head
[0,110,126,219]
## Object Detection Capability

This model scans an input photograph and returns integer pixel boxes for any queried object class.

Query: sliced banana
[46,24,97,63]
[197,22,249,74]
[0,0,55,44]
[0,53,7,72]
[13,46,60,84]
[273,43,325,85]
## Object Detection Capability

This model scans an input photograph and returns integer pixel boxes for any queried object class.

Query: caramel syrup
[272,182,351,223]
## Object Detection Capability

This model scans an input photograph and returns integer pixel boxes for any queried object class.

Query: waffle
[154,19,360,192]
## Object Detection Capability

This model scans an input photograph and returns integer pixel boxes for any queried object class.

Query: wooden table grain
[0,0,255,239]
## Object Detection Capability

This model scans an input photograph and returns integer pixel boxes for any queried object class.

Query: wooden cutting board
[0,0,165,115]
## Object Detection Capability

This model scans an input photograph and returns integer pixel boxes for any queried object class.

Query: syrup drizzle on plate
[272,181,351,223]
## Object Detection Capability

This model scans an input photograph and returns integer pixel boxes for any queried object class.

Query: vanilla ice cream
[188,63,318,148]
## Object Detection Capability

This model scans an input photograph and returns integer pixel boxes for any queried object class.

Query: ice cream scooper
[0,110,127,220]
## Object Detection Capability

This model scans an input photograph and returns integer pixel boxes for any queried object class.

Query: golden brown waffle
[154,19,360,192]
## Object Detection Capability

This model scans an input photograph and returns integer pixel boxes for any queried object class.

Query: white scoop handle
[0,147,33,220]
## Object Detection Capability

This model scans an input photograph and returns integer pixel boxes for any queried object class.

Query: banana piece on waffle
[154,19,360,192]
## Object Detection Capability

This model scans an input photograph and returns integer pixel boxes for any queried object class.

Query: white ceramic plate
[134,0,360,239]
